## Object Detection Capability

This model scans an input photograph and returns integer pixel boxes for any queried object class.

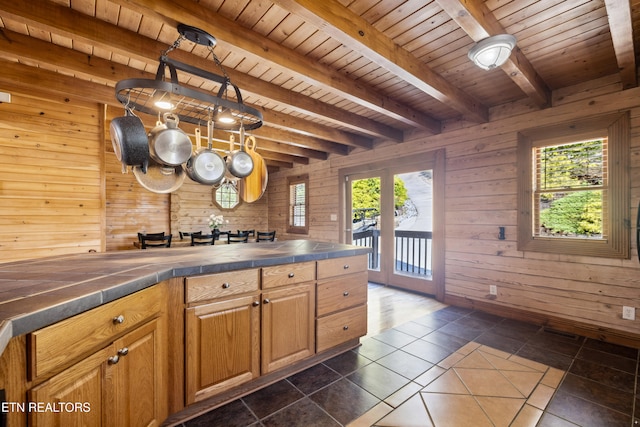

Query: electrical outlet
[489,285,497,296]
[622,306,636,320]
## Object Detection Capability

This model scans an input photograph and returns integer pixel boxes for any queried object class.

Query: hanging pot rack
[114,24,263,131]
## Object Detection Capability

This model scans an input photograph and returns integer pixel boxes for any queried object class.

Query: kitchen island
[0,240,370,426]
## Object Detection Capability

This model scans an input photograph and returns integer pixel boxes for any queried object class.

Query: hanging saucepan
[238,135,268,203]
[148,113,192,166]
[132,158,186,194]
[109,110,149,173]
[184,121,226,185]
[226,126,254,178]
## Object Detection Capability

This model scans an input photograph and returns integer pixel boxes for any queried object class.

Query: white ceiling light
[468,34,517,70]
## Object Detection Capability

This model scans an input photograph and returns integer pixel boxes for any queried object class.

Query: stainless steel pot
[184,123,226,186]
[225,127,254,178]
[148,113,192,166]
[109,112,149,173]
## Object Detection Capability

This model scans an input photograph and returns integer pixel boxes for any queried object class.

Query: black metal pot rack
[114,24,263,131]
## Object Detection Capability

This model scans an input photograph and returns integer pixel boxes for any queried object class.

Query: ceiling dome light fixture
[468,34,516,70]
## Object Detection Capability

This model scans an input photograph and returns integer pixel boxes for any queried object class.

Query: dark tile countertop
[0,240,370,355]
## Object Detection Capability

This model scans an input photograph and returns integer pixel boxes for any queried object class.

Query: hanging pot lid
[132,158,186,193]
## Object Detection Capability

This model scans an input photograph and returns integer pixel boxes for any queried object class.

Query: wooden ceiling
[0,0,637,170]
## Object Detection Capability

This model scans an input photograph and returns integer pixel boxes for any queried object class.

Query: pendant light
[468,34,516,70]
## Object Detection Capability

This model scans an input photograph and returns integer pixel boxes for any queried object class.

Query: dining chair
[237,229,256,238]
[256,231,276,242]
[227,232,249,244]
[191,233,215,246]
[140,234,172,249]
[179,231,202,240]
[138,231,164,242]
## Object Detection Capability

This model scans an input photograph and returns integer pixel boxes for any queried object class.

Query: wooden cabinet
[185,294,260,404]
[316,256,368,352]
[185,263,316,402]
[27,285,168,427]
[261,283,315,373]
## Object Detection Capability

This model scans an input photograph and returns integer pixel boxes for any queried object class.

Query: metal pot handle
[163,112,180,128]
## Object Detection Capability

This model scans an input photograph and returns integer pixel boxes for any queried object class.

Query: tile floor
[178,289,639,427]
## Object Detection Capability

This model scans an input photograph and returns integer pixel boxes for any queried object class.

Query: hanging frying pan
[133,158,186,193]
[109,111,149,173]
[184,121,226,185]
[238,135,268,202]
[148,113,192,166]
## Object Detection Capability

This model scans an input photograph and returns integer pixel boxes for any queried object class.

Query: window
[534,138,605,239]
[517,113,629,258]
[287,175,308,234]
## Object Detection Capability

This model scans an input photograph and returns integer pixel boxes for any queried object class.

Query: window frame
[287,174,309,235]
[517,113,630,258]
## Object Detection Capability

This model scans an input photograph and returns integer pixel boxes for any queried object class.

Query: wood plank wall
[267,74,640,343]
[0,93,104,262]
[170,179,268,238]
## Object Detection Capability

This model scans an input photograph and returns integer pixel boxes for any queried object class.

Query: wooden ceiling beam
[0,0,398,141]
[271,0,488,123]
[0,59,116,108]
[110,0,438,135]
[251,127,344,157]
[603,0,637,89]
[0,28,354,157]
[263,110,373,150]
[436,0,551,108]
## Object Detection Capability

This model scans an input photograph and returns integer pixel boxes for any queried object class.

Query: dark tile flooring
[178,303,639,427]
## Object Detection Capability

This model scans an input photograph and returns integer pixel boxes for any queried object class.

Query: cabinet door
[185,294,260,404]
[108,319,167,427]
[261,283,315,374]
[29,346,112,427]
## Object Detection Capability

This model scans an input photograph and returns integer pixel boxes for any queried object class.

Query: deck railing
[352,229,432,277]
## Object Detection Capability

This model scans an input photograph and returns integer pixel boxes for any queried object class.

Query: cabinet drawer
[29,285,161,381]
[185,269,260,303]
[316,304,367,353]
[317,255,368,280]
[262,261,316,289]
[316,271,368,316]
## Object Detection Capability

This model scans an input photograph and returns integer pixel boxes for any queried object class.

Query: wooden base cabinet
[185,294,261,404]
[316,256,368,352]
[261,283,315,374]
[185,263,317,403]
[29,318,165,427]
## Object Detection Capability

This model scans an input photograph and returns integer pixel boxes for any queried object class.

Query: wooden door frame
[338,149,445,301]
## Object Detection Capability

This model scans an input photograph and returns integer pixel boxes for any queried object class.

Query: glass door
[347,173,384,284]
[342,150,444,299]
[388,170,435,295]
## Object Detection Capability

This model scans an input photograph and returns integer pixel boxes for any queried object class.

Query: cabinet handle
[343,291,350,297]
[263,298,271,304]
[118,347,129,356]
[343,264,349,269]
[222,283,230,289]
[107,355,120,365]
[112,315,125,324]
[343,325,349,330]
[252,301,260,307]
[288,272,295,278]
